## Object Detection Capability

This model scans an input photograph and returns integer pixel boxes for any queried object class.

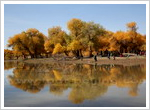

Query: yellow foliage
[7,28,46,57]
[13,51,22,56]
[98,36,110,51]
[108,41,119,51]
[44,40,54,53]
[114,31,129,41]
[126,22,137,29]
[68,52,75,57]
[109,47,118,51]
[52,43,65,54]
[67,18,84,38]
[92,51,97,55]
[126,22,138,32]
[52,70,62,80]
[67,40,83,51]
[140,44,146,51]
[48,27,67,45]
[129,88,138,97]
[83,51,90,56]
[48,26,61,38]
[4,49,13,59]
[6,20,146,59]
[26,28,39,35]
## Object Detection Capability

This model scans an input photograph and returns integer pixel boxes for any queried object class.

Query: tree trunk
[76,50,80,58]
[46,54,48,58]
[120,47,123,53]
[89,46,93,57]
[31,54,34,58]
[72,50,80,58]
[64,51,69,56]
[79,49,83,57]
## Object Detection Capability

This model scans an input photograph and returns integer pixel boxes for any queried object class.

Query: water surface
[4,61,146,107]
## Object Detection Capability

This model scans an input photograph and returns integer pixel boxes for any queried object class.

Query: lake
[4,61,146,107]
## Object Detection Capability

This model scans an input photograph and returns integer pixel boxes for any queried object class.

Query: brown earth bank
[5,56,146,66]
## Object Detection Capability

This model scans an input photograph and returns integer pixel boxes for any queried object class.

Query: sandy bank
[19,56,146,66]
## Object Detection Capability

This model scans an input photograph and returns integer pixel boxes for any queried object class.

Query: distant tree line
[4,18,146,60]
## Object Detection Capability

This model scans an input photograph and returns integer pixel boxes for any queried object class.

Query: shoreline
[5,56,146,66]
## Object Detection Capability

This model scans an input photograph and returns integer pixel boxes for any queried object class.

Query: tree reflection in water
[5,62,146,104]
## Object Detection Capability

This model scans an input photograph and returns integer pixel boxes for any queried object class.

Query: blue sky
[4,4,146,49]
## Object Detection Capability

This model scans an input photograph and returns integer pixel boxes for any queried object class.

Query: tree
[4,49,13,60]
[6,20,146,60]
[67,18,84,39]
[25,28,46,58]
[81,22,106,57]
[126,22,146,53]
[126,22,138,53]
[67,19,107,57]
[44,40,54,57]
[45,26,69,56]
[48,26,68,45]
[8,28,46,58]
[108,22,146,53]
[67,18,84,58]
[8,33,30,58]
[98,31,113,51]
[13,50,22,59]
[126,22,138,32]
[127,32,146,53]
[67,40,83,57]
[109,31,130,53]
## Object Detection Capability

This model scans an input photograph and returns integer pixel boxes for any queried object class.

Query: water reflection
[5,61,146,104]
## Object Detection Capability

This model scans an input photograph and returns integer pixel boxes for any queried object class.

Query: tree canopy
[8,28,46,58]
[6,19,146,59]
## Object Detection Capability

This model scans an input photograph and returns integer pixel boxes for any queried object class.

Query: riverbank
[5,56,146,66]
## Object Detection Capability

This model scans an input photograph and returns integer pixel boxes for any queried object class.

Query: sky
[4,4,146,49]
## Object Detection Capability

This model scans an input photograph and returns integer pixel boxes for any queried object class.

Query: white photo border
[1,1,149,109]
